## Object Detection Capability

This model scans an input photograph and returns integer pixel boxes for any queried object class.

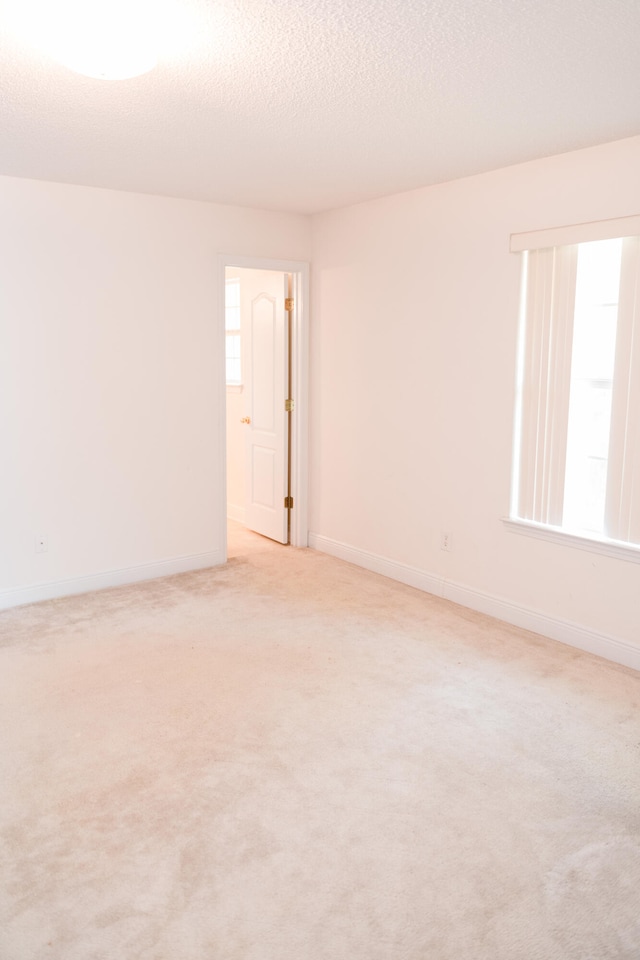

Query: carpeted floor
[1,522,639,959]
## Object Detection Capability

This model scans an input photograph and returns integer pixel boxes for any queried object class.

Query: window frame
[506,214,640,562]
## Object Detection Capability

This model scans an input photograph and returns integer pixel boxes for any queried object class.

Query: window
[225,277,241,385]
[562,239,621,534]
[510,215,640,552]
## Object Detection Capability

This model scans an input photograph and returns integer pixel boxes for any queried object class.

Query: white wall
[309,136,640,667]
[0,175,310,605]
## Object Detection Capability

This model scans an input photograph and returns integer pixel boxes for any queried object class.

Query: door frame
[217,254,310,555]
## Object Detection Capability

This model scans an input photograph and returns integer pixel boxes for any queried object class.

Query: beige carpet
[1,523,639,960]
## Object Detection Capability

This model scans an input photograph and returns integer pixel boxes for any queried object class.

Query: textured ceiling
[0,0,639,214]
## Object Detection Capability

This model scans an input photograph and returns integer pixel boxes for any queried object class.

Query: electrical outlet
[35,535,48,554]
[441,531,451,552]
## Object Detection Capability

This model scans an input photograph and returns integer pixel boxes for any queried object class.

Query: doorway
[219,255,309,559]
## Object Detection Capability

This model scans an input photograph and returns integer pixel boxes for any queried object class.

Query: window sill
[226,383,244,394]
[502,517,640,565]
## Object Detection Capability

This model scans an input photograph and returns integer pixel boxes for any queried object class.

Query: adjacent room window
[510,216,640,549]
[225,278,242,385]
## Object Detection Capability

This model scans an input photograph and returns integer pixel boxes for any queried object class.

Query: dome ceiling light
[8,0,196,80]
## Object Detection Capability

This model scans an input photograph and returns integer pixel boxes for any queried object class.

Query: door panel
[251,446,276,507]
[241,269,288,544]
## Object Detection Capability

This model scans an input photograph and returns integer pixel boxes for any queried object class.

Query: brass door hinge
[284,496,294,509]
[285,398,295,412]
[285,298,294,311]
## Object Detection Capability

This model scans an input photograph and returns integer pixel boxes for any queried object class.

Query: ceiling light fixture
[49,0,159,79]
[8,0,196,80]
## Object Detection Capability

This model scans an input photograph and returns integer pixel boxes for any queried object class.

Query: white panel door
[241,269,288,544]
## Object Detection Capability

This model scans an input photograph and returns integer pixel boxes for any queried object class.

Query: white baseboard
[227,504,246,524]
[308,533,640,674]
[308,533,445,596]
[0,549,225,611]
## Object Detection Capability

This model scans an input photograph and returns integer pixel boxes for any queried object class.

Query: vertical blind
[512,216,640,545]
